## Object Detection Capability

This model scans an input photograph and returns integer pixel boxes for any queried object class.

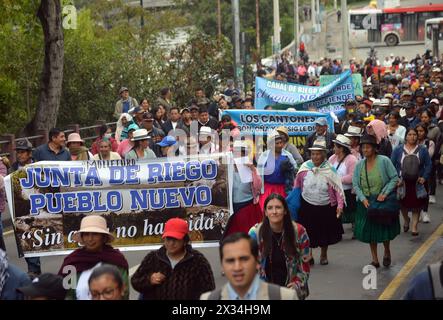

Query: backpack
[428,262,443,300]
[401,147,420,181]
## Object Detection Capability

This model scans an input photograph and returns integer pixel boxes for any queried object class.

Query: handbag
[363,160,400,226]
[396,180,406,200]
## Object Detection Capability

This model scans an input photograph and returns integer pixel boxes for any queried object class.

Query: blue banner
[223,110,334,136]
[254,70,354,114]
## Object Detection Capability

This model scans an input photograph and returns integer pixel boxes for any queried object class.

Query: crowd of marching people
[1,48,443,300]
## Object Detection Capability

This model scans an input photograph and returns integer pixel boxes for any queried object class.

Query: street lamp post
[294,0,299,57]
[140,0,144,28]
[273,0,281,54]
[232,0,242,90]
[341,0,349,66]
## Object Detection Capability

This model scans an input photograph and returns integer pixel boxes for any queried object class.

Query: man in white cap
[199,126,218,155]
[114,87,138,119]
[303,118,336,160]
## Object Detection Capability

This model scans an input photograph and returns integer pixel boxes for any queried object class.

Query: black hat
[17,273,67,300]
[345,99,356,106]
[352,113,365,123]
[403,102,415,109]
[372,107,386,116]
[359,134,378,146]
[142,112,154,121]
[15,139,33,151]
[415,90,425,98]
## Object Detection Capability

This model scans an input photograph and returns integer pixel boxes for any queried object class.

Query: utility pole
[140,0,144,28]
[232,0,241,90]
[242,32,248,90]
[256,0,261,59]
[341,0,349,66]
[311,0,316,32]
[334,0,337,10]
[294,0,299,56]
[273,0,281,54]
[432,23,440,61]
[217,0,222,42]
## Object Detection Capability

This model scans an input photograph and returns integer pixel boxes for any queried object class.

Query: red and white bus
[349,4,443,47]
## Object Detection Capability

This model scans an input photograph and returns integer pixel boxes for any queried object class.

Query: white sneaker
[422,212,431,223]
[429,195,436,204]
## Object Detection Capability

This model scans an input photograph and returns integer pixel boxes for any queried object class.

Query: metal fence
[0,120,117,164]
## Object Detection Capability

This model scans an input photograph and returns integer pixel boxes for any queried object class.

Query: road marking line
[378,223,443,300]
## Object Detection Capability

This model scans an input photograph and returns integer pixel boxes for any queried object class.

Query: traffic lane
[351,44,425,63]
[308,186,443,300]
[3,186,442,300]
[392,236,443,300]
[3,232,224,301]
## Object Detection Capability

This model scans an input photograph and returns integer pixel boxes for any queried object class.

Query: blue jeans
[25,257,41,274]
[0,214,40,273]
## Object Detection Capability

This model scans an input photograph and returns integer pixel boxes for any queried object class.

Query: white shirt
[302,171,330,205]
[76,262,102,300]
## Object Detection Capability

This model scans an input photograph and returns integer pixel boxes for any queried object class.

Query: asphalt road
[305,0,436,63]
[3,185,442,300]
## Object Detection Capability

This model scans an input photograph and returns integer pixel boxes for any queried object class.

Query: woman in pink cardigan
[295,140,345,265]
[223,141,263,237]
[329,135,358,238]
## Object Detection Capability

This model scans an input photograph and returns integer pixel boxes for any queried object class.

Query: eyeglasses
[90,287,117,300]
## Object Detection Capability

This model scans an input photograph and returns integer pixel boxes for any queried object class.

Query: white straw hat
[72,215,114,244]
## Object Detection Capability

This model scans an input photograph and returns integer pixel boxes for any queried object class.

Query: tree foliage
[177,0,305,58]
[0,0,232,135]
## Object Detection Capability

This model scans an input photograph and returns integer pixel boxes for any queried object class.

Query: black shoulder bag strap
[336,155,347,171]
[365,159,371,196]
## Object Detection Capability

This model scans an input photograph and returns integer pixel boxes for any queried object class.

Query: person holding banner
[295,140,345,266]
[117,123,139,158]
[199,126,218,155]
[276,126,304,166]
[131,218,215,300]
[93,137,122,160]
[58,215,129,300]
[249,193,310,300]
[329,135,358,237]
[67,133,93,161]
[125,129,157,160]
[257,132,297,211]
[224,141,263,237]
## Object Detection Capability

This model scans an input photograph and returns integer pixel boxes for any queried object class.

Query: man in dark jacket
[303,118,336,160]
[141,113,165,157]
[399,102,419,129]
[131,218,215,300]
[196,105,219,131]
[161,106,181,135]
